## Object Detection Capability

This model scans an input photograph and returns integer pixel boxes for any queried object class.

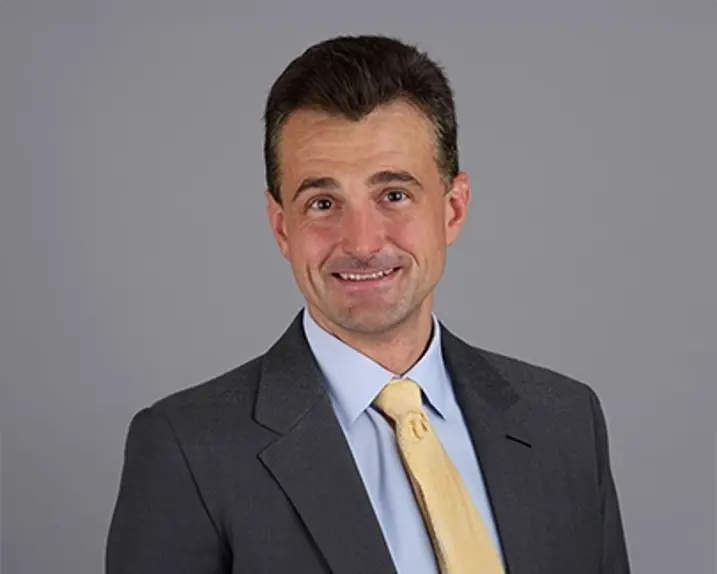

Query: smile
[334,268,399,282]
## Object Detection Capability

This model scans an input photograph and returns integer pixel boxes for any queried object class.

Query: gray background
[1,0,715,572]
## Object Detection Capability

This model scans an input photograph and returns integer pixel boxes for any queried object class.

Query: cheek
[389,217,444,255]
[288,225,338,267]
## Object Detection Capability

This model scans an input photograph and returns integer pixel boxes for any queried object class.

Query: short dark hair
[263,35,459,203]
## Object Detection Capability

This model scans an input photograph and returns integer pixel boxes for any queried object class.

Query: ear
[444,172,471,246]
[265,190,290,259]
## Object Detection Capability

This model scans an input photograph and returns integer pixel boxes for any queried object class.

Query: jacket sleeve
[588,389,631,573]
[105,407,230,574]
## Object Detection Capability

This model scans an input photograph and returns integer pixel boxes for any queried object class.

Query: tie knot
[373,378,424,423]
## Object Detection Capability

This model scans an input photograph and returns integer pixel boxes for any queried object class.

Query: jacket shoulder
[147,354,265,423]
[475,345,600,404]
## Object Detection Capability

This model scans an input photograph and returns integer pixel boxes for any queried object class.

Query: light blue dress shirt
[302,308,506,573]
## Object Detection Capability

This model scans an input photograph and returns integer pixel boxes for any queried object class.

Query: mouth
[333,268,399,281]
[330,267,402,290]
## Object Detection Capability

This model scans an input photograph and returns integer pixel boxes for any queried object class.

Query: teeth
[338,269,395,281]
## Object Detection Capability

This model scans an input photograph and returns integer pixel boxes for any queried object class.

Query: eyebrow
[291,170,423,203]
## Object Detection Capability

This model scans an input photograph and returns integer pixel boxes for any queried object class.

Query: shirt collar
[302,308,450,429]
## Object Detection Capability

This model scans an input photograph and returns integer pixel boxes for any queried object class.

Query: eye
[308,197,333,211]
[385,189,408,203]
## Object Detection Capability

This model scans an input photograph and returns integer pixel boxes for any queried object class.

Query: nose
[340,205,386,259]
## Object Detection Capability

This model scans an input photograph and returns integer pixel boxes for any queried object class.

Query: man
[106,35,630,573]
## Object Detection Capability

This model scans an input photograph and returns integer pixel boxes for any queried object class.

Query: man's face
[266,100,471,339]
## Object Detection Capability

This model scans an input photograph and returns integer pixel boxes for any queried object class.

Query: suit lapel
[441,325,547,574]
[254,312,396,574]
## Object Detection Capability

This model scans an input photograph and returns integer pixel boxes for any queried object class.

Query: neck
[308,302,435,375]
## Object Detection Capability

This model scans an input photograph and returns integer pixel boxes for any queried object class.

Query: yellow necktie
[373,378,504,574]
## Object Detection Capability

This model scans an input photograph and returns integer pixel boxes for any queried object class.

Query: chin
[330,304,416,336]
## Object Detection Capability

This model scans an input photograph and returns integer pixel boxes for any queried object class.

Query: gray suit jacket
[106,311,630,573]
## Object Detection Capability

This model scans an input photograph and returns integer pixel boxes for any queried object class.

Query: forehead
[277,100,438,184]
